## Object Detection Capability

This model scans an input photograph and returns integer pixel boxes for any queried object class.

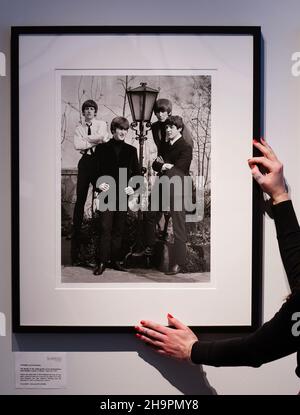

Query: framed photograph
[11,26,262,332]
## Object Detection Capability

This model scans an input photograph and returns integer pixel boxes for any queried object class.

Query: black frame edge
[11,27,21,332]
[251,28,263,330]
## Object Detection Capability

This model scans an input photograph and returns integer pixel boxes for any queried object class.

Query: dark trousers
[71,154,96,261]
[169,184,187,266]
[143,211,161,247]
[144,183,187,266]
[144,209,187,265]
[143,182,166,247]
[170,209,187,266]
[96,210,127,263]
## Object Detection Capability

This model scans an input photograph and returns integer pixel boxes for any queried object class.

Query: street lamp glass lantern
[126,83,159,122]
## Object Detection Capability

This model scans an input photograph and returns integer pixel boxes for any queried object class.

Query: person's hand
[124,186,134,195]
[99,183,110,192]
[135,314,198,362]
[156,156,164,163]
[161,163,174,171]
[248,138,289,204]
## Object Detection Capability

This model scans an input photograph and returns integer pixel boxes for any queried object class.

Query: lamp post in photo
[125,82,159,265]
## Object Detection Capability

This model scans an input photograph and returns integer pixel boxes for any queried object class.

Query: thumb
[249,163,261,176]
[250,165,266,186]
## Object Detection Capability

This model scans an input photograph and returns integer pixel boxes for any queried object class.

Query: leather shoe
[165,264,182,275]
[111,261,128,272]
[93,263,106,275]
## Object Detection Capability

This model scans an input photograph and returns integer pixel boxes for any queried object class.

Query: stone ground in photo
[61,266,210,283]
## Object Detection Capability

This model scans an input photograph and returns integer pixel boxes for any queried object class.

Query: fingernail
[140,320,145,325]
[253,139,258,143]
[134,326,139,331]
[136,333,141,338]
[167,313,174,318]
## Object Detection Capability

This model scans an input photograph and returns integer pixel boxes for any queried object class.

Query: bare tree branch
[102,104,119,116]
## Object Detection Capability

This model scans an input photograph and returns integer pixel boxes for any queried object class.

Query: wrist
[272,191,290,205]
[187,339,198,364]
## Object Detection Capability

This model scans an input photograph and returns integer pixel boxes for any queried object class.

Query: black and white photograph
[60,74,211,284]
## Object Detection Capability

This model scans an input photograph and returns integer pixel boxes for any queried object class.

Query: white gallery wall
[0,0,300,395]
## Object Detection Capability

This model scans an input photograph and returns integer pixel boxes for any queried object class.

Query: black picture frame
[11,26,262,333]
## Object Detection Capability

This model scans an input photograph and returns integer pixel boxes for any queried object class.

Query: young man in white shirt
[71,99,109,266]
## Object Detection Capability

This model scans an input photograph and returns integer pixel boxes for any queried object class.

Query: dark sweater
[191,200,300,378]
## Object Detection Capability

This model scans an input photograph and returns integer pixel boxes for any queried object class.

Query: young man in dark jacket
[93,116,140,276]
[150,115,193,275]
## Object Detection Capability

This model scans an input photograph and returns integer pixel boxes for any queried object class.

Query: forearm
[191,294,300,367]
[272,200,300,290]
[191,337,262,368]
[191,337,290,368]
[74,135,88,150]
[86,133,109,144]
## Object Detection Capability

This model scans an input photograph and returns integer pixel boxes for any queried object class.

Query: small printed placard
[15,352,66,389]
[0,52,5,76]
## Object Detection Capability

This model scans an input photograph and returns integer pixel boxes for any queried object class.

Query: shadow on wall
[13,332,217,395]
[137,347,217,395]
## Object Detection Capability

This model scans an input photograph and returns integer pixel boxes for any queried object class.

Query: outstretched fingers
[135,315,198,361]
[135,321,169,350]
[135,325,164,341]
[139,320,169,334]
